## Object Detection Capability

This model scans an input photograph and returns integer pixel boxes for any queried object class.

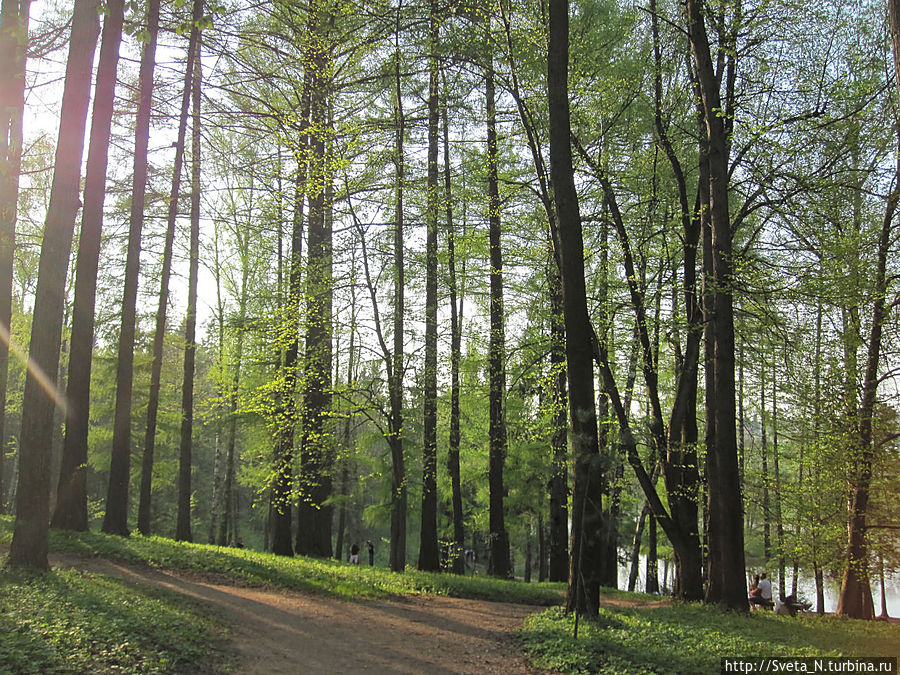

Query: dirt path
[49,555,552,674]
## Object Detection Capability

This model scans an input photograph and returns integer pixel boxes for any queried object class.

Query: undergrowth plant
[520,604,900,674]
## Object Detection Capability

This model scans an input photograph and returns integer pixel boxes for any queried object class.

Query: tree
[685,0,747,610]
[51,0,125,531]
[548,0,603,615]
[485,23,510,579]
[836,0,900,618]
[137,1,200,536]
[417,0,440,573]
[296,2,334,557]
[175,0,204,543]
[388,4,407,572]
[443,72,466,576]
[8,0,100,568]
[0,0,30,515]
[102,0,161,537]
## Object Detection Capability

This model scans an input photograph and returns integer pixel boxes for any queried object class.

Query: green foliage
[520,601,900,674]
[0,517,561,606]
[0,566,228,673]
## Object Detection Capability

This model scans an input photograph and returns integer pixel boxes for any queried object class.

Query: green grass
[0,516,561,606]
[8,516,892,675]
[0,515,561,673]
[520,602,900,674]
[0,566,229,673]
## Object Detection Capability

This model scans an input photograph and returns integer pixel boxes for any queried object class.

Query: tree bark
[761,356,770,559]
[271,72,311,558]
[686,0,747,609]
[548,0,603,615]
[50,0,124,531]
[102,0,161,537]
[486,37,511,580]
[0,0,30,516]
[137,4,200,536]
[498,0,568,585]
[8,0,99,568]
[646,514,659,593]
[418,0,440,572]
[388,12,407,572]
[296,32,333,557]
[538,513,548,582]
[773,355,785,598]
[175,4,203,543]
[628,502,649,592]
[835,0,900,621]
[443,72,465,576]
[548,253,569,583]
[219,283,247,546]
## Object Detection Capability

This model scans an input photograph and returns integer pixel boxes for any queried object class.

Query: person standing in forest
[349,542,359,565]
[366,540,374,566]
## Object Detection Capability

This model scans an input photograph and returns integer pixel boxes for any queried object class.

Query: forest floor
[48,552,560,674]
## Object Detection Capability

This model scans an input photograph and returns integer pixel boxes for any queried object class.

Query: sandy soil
[47,554,553,674]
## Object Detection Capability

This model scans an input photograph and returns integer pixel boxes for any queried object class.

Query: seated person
[776,594,810,617]
[750,573,774,607]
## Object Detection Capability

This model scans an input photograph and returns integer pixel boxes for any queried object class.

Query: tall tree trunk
[209,432,222,544]
[640,0,705,600]
[687,0,747,609]
[175,8,202,543]
[525,520,533,582]
[296,35,333,557]
[137,7,200,536]
[498,0,569,585]
[418,0,440,572]
[334,302,357,561]
[388,14,407,572]
[219,269,247,546]
[8,0,99,568]
[597,205,616,590]
[835,0,900,620]
[443,73,465,576]
[772,354,785,598]
[812,291,825,614]
[548,252,569,583]
[628,502,650,592]
[574,144,703,601]
[761,356,770,559]
[102,0,160,537]
[271,73,311,557]
[50,0,124,531]
[548,0,603,615]
[646,514,659,593]
[738,318,745,484]
[0,0,30,516]
[209,224,229,545]
[538,513,548,582]
[486,38,511,580]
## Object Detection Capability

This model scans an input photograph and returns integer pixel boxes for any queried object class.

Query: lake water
[619,559,900,615]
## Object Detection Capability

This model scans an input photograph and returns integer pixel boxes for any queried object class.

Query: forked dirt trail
[50,555,552,674]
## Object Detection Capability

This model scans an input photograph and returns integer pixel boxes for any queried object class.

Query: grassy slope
[3,517,897,674]
[5,518,562,605]
[521,602,900,674]
[0,565,228,673]
[0,516,558,673]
